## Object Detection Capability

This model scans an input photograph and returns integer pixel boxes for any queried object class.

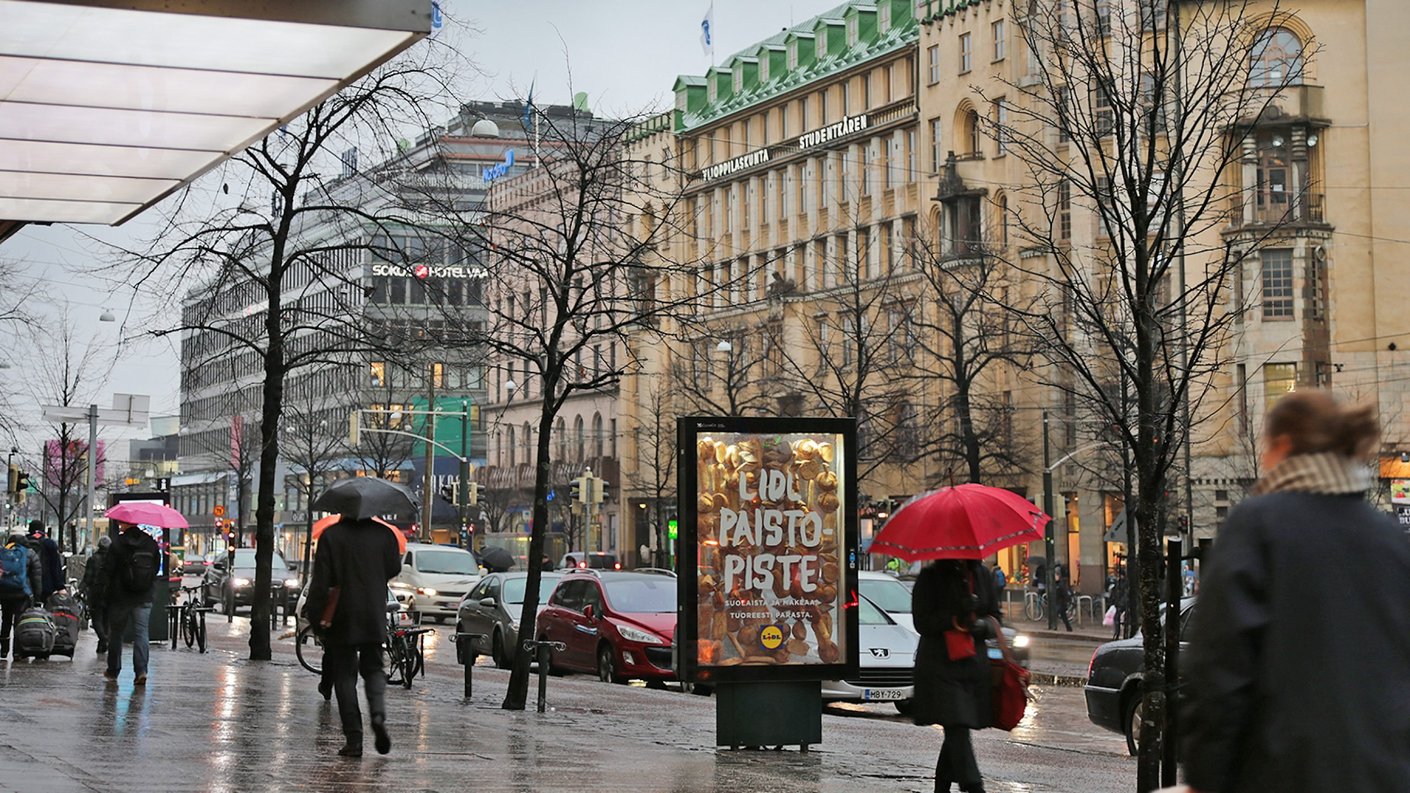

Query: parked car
[824,595,919,713]
[537,570,676,683]
[391,543,482,623]
[872,569,1031,667]
[1085,598,1196,755]
[559,551,620,570]
[181,552,213,576]
[202,548,299,611]
[457,571,564,668]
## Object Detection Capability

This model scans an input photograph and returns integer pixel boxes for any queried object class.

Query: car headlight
[416,587,438,597]
[233,577,251,588]
[1012,634,1030,649]
[616,625,665,645]
[284,578,299,588]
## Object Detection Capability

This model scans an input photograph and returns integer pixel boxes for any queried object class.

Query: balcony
[1232,84,1327,128]
[1227,192,1327,229]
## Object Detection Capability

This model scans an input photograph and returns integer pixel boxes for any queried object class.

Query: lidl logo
[760,624,785,650]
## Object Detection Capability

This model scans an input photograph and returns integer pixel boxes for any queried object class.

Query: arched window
[522,422,531,463]
[1249,28,1304,87]
[996,192,1010,247]
[574,415,586,463]
[554,417,567,460]
[967,109,982,156]
[495,430,503,466]
[592,412,604,459]
[507,427,515,467]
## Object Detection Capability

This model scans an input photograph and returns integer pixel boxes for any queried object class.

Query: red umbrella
[870,483,1050,561]
[311,513,406,554]
[105,502,188,529]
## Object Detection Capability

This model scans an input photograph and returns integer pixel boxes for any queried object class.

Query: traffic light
[595,478,610,504]
[467,482,479,506]
[14,471,30,499]
[570,476,583,505]
[667,515,679,541]
[439,483,456,502]
[6,464,14,495]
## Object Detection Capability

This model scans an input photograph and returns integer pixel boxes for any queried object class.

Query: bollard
[536,643,550,713]
[452,633,485,699]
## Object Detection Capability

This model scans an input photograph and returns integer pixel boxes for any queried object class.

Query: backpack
[0,543,30,597]
[118,531,158,596]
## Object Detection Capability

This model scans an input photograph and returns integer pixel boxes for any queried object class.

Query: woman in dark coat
[1183,391,1410,792]
[912,559,1004,793]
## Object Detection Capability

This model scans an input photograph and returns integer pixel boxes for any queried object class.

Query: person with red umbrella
[873,483,1049,793]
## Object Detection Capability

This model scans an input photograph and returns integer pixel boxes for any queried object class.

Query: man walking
[28,521,63,601]
[103,522,159,684]
[0,527,41,659]
[82,536,113,653]
[305,516,400,758]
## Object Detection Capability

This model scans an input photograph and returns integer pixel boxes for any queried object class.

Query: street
[0,613,1132,793]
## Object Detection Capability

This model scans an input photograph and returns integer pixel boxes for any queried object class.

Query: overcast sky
[0,0,838,461]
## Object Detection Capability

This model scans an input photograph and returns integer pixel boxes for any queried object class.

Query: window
[760,54,769,83]
[879,1,891,30]
[816,30,827,60]
[959,33,972,73]
[1263,362,1298,410]
[992,20,1006,61]
[1058,179,1072,240]
[842,80,851,114]
[847,15,858,45]
[994,98,1009,154]
[928,44,941,84]
[966,109,981,155]
[1094,82,1114,136]
[799,96,809,131]
[860,142,871,195]
[733,68,743,94]
[1255,132,1291,222]
[998,194,1009,246]
[592,412,604,459]
[906,128,917,176]
[1095,0,1112,36]
[929,117,943,171]
[1261,248,1294,319]
[1308,255,1326,320]
[788,40,799,69]
[1250,28,1304,87]
[1139,0,1166,31]
[819,89,829,123]
[1056,86,1071,142]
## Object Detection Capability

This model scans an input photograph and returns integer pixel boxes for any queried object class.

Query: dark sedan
[1084,598,1195,755]
[202,548,300,612]
[456,571,563,668]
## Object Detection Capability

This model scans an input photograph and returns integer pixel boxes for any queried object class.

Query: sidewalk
[0,620,1132,792]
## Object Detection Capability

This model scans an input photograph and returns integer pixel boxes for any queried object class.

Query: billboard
[677,417,858,683]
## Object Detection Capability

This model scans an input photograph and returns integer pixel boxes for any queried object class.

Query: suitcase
[46,594,80,658]
[15,607,56,659]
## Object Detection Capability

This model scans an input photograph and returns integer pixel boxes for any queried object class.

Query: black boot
[371,715,391,755]
[337,735,363,758]
[318,679,333,701]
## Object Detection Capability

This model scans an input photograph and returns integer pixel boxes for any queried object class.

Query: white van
[392,543,482,622]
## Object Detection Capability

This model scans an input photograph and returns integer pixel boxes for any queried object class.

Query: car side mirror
[479,597,496,608]
[582,604,595,620]
[386,602,401,614]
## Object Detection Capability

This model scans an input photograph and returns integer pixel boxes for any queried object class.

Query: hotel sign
[698,112,872,182]
[371,263,486,279]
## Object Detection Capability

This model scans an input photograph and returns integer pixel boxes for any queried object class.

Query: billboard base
[715,680,822,749]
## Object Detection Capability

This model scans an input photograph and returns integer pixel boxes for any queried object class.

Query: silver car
[822,596,919,713]
[456,571,563,668]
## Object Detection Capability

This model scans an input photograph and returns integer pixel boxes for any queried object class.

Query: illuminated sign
[370,263,486,279]
[483,149,516,183]
[677,416,859,684]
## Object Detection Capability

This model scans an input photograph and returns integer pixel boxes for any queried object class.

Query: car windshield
[503,575,562,604]
[603,577,676,613]
[860,577,913,614]
[233,549,286,570]
[859,595,892,626]
[416,550,479,575]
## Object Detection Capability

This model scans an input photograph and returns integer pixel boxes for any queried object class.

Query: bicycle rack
[521,639,567,713]
[450,632,487,697]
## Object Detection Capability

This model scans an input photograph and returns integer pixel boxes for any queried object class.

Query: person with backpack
[0,526,42,659]
[103,522,159,684]
[27,521,63,601]
[81,536,112,653]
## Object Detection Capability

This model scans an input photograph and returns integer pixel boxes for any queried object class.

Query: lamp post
[1042,411,1056,630]
[459,398,471,549]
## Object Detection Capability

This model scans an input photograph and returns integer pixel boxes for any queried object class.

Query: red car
[537,571,676,683]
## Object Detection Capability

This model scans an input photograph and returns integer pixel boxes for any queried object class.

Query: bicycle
[295,607,431,690]
[1023,589,1077,625]
[168,584,214,652]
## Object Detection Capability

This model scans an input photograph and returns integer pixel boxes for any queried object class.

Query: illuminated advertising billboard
[677,417,858,683]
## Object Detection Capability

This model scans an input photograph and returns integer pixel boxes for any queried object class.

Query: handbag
[944,623,977,660]
[1103,605,1117,627]
[991,657,1030,731]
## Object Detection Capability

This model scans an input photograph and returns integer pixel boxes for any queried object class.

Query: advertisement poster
[1393,480,1410,505]
[678,417,858,683]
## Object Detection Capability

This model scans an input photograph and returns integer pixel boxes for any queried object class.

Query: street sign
[213,505,226,518]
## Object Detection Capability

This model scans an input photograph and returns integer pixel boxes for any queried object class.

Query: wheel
[295,625,324,675]
[597,643,624,684]
[1123,691,1143,757]
[406,642,424,686]
[894,699,914,716]
[384,636,409,687]
[194,613,207,654]
[183,609,197,649]
[1024,596,1043,622]
[491,629,509,670]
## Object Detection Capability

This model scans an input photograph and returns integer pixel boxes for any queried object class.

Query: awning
[0,0,431,239]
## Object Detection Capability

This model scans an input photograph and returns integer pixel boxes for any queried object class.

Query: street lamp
[99,308,116,322]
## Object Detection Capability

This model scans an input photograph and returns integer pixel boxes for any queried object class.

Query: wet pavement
[0,614,1134,792]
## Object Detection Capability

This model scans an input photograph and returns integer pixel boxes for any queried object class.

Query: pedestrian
[912,558,1010,793]
[103,522,159,685]
[1052,568,1074,632]
[305,516,400,758]
[81,536,113,653]
[0,526,42,660]
[1107,566,1128,640]
[28,521,64,600]
[991,565,1007,617]
[1182,391,1410,792]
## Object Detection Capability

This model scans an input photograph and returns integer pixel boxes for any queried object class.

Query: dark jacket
[82,546,111,606]
[103,528,160,606]
[1182,492,1410,792]
[911,560,1000,728]
[305,518,400,647]
[2,539,42,600]
[33,534,63,598]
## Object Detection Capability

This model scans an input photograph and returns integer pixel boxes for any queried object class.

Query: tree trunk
[502,394,557,710]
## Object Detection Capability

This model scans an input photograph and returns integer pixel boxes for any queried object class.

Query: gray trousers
[324,642,386,741]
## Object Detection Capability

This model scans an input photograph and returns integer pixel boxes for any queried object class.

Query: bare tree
[623,376,679,566]
[117,47,464,661]
[345,361,418,479]
[990,0,1310,783]
[282,369,349,577]
[669,330,775,417]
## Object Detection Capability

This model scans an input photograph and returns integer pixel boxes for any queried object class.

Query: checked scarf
[1252,452,1372,496]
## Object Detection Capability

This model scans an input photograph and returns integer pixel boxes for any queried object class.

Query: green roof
[674,0,918,132]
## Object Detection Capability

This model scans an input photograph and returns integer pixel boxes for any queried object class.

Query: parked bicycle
[1023,589,1077,624]
[168,584,214,652]
[296,605,430,689]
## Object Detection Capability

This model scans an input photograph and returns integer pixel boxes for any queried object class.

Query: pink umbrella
[106,502,189,529]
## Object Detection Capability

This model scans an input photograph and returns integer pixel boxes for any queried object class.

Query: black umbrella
[313,477,418,521]
[479,546,515,573]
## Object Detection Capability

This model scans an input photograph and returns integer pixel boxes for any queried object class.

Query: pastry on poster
[695,433,845,666]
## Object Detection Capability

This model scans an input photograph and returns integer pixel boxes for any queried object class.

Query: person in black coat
[305,517,401,758]
[28,521,63,600]
[912,559,1004,793]
[1182,390,1410,792]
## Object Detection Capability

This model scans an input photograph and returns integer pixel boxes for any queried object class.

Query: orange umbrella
[311,513,406,554]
